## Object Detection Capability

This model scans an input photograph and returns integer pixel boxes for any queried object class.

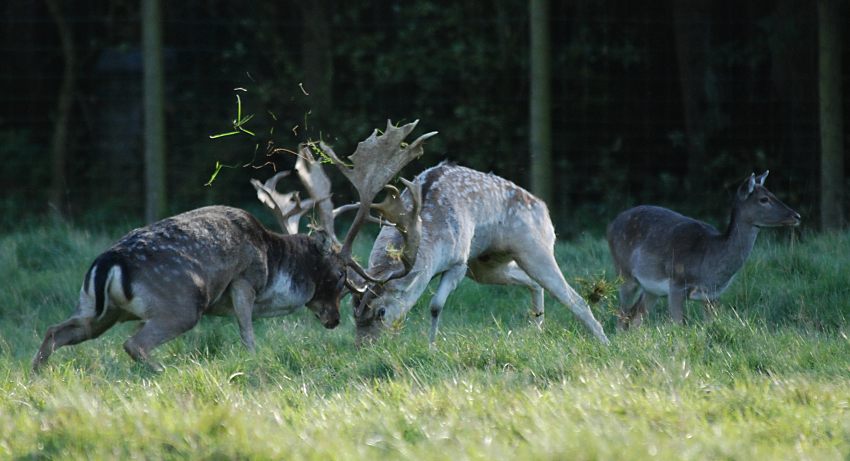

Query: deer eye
[759,197,769,204]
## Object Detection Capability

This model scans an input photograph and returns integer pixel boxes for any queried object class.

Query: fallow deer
[32,120,434,371]
[607,171,801,329]
[345,162,611,346]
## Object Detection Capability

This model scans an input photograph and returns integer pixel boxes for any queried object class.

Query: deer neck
[713,207,760,278]
[260,234,321,303]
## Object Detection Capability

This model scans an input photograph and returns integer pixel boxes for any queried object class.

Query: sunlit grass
[1,225,848,459]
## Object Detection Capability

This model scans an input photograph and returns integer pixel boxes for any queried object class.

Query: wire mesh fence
[0,0,844,234]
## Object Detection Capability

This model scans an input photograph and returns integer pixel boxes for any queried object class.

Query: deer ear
[755,170,769,186]
[738,173,757,199]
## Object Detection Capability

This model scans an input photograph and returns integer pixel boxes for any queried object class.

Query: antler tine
[251,178,297,234]
[251,173,312,235]
[253,171,291,210]
[371,178,422,277]
[323,119,437,259]
[265,170,291,192]
[296,143,338,243]
[279,193,312,223]
[334,203,387,226]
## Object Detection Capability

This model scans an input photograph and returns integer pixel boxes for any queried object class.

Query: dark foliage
[0,0,845,234]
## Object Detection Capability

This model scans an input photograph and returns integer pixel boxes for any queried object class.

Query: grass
[1,223,848,459]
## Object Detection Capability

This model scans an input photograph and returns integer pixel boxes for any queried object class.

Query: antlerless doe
[607,171,800,329]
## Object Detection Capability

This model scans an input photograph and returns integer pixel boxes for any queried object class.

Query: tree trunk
[818,0,845,230]
[142,0,167,223]
[529,0,552,206]
[45,0,76,216]
[672,0,711,194]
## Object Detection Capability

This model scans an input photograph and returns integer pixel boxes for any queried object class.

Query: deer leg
[667,284,687,325]
[514,250,610,345]
[123,313,200,372]
[616,278,641,331]
[32,310,123,371]
[529,287,545,330]
[428,263,467,345]
[467,259,545,329]
[229,279,257,352]
[702,299,718,321]
[629,292,658,329]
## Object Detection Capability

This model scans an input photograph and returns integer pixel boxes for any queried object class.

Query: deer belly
[635,275,670,296]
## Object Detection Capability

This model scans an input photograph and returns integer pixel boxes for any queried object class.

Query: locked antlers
[252,120,436,285]
[324,120,435,282]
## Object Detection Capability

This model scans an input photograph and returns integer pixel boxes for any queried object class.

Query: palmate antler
[252,120,436,289]
[324,120,436,266]
[294,143,337,242]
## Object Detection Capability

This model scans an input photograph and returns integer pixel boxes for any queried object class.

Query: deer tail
[85,252,132,320]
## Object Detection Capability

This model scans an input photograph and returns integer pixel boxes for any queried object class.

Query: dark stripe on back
[420,162,454,202]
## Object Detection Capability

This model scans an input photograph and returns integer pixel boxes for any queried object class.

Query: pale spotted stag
[32,120,435,371]
[347,162,611,346]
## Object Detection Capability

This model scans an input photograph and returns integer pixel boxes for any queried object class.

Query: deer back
[368,162,552,274]
[82,206,341,321]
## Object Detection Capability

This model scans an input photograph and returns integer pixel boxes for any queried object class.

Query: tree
[672,0,713,194]
[142,0,166,223]
[818,0,844,230]
[46,0,76,216]
[529,0,552,206]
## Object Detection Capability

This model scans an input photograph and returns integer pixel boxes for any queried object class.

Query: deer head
[734,171,801,228]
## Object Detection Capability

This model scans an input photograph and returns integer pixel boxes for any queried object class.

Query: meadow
[1,222,848,459]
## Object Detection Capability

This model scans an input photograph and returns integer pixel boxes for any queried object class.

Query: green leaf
[236,94,242,123]
[204,161,224,186]
[209,131,240,139]
[235,113,254,127]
